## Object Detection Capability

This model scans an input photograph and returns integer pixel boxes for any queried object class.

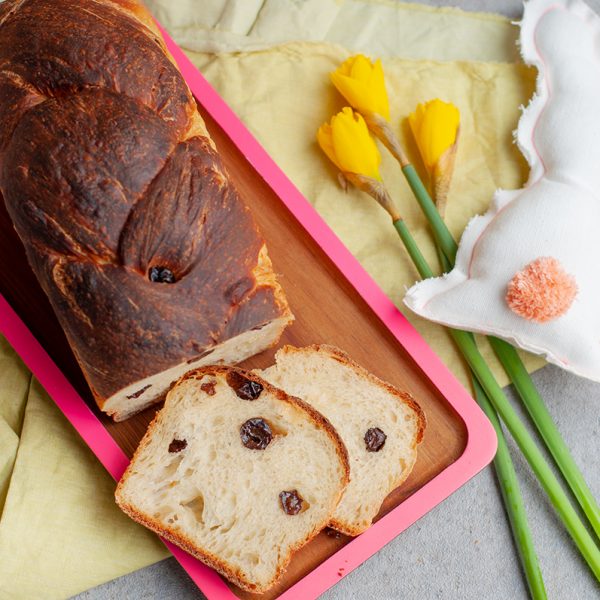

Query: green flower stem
[473,378,547,600]
[392,219,600,580]
[489,336,600,540]
[450,329,600,579]
[401,164,457,265]
[393,219,431,276]
[439,241,545,598]
[398,160,600,540]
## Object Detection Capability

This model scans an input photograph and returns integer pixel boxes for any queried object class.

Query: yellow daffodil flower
[408,99,460,174]
[330,55,390,121]
[408,99,460,215]
[317,107,382,181]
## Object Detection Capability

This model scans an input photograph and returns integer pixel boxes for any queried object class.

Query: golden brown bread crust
[116,365,350,593]
[276,344,426,536]
[0,0,291,410]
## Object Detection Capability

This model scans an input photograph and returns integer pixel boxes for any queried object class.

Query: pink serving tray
[0,25,496,600]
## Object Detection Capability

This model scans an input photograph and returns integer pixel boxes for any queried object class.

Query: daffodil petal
[331,110,364,175]
[409,99,460,171]
[330,108,381,179]
[350,54,373,84]
[408,103,425,142]
[317,122,344,172]
[361,133,382,180]
[330,71,370,114]
[371,59,390,120]
[336,55,355,77]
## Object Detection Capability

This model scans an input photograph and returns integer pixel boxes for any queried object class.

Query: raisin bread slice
[260,345,426,536]
[115,366,349,593]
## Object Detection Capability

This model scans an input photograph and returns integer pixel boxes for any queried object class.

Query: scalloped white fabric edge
[404,0,600,382]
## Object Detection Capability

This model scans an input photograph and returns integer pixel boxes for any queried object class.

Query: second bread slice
[115,366,349,593]
[261,345,426,536]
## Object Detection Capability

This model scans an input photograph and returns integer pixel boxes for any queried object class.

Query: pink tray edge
[0,24,497,600]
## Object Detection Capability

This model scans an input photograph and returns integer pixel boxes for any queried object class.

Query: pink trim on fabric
[466,5,559,278]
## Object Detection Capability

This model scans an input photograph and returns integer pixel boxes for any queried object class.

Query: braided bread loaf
[0,0,293,420]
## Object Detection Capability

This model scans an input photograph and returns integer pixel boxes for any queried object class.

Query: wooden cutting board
[0,93,467,600]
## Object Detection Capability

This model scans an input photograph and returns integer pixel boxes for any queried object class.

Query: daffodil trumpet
[329,55,411,165]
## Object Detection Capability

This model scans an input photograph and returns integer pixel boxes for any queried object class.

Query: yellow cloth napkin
[147,0,520,62]
[0,3,540,598]
[0,337,168,599]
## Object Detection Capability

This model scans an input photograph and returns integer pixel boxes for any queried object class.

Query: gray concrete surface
[72,2,600,599]
[406,0,524,17]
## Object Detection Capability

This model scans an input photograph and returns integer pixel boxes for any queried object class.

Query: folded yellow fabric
[187,42,542,388]
[0,337,168,600]
[146,0,520,62]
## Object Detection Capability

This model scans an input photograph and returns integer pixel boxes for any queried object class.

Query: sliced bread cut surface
[115,366,349,593]
[260,345,426,536]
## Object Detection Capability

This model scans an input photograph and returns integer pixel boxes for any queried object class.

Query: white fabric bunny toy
[405,0,600,382]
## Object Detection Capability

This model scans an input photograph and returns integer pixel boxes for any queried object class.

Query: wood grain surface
[0,100,467,599]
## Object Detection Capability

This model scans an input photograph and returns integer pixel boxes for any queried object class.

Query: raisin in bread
[0,0,292,421]
[115,366,349,593]
[260,345,426,535]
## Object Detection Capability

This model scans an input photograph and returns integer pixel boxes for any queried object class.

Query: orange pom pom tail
[506,257,577,323]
